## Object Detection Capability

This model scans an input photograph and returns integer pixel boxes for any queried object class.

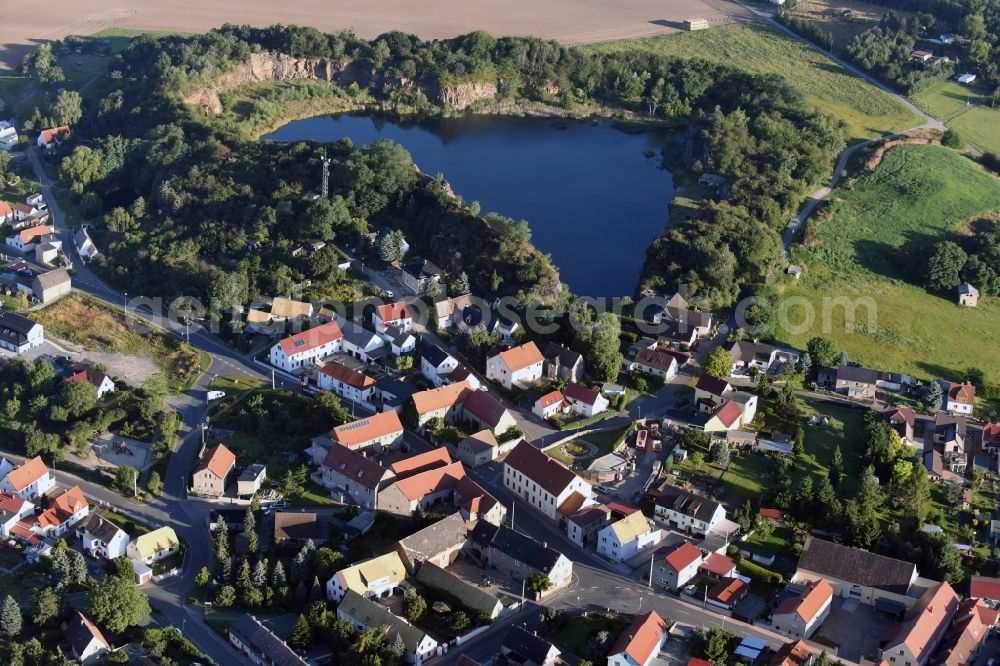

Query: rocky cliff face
[184,51,499,114]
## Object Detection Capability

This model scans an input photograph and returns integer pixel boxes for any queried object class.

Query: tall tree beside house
[290,613,312,650]
[244,508,258,555]
[70,550,88,585]
[923,381,944,411]
[703,347,732,379]
[451,271,471,295]
[214,516,231,580]
[0,595,22,637]
[574,310,623,383]
[32,587,61,627]
[195,567,210,588]
[271,560,287,587]
[902,459,931,523]
[403,590,427,621]
[807,337,838,369]
[795,352,812,376]
[87,566,151,633]
[529,572,552,594]
[926,241,968,291]
[378,229,405,264]
[829,445,845,486]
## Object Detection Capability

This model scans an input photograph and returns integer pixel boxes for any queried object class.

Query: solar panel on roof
[294,339,305,347]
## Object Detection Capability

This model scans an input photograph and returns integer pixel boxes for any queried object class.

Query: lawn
[102,510,151,537]
[585,22,920,140]
[31,293,210,392]
[911,79,1000,155]
[549,613,634,659]
[209,374,267,399]
[0,158,40,202]
[544,422,630,467]
[777,144,1000,379]
[720,453,772,500]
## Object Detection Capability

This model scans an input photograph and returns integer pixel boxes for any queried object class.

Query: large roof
[321,444,390,491]
[609,611,668,665]
[462,389,509,429]
[469,521,565,574]
[389,461,465,502]
[270,296,312,319]
[504,440,580,498]
[331,410,403,448]
[502,625,559,664]
[454,475,502,518]
[494,341,543,372]
[227,614,308,666]
[193,444,236,480]
[79,514,127,543]
[663,541,702,572]
[64,612,110,656]
[695,373,731,396]
[411,381,469,415]
[319,361,375,390]
[773,579,833,623]
[769,640,813,666]
[335,552,406,596]
[276,321,343,357]
[4,456,49,492]
[37,486,87,528]
[890,582,959,663]
[459,430,498,455]
[606,511,652,545]
[949,382,976,405]
[796,537,917,594]
[389,448,452,479]
[34,267,70,290]
[655,486,722,523]
[131,526,179,559]
[375,301,412,322]
[564,382,600,406]
[398,512,469,563]
[970,575,1000,600]
[416,562,502,617]
[273,512,320,540]
[635,346,678,373]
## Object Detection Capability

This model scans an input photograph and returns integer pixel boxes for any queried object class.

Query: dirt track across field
[0,0,755,70]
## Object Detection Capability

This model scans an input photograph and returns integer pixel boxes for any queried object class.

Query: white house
[0,492,33,536]
[486,341,544,389]
[126,526,180,564]
[76,514,130,559]
[337,590,439,666]
[771,579,834,639]
[533,390,568,419]
[0,312,45,353]
[563,382,609,418]
[74,226,99,262]
[37,126,69,151]
[6,225,54,252]
[421,344,459,387]
[64,612,111,666]
[946,382,975,415]
[317,360,375,405]
[383,325,417,356]
[608,611,669,666]
[65,365,115,399]
[654,486,727,536]
[656,540,703,590]
[269,321,344,373]
[0,456,56,500]
[373,302,412,333]
[338,317,385,363]
[503,440,593,522]
[729,341,799,378]
[597,512,663,563]
[0,121,17,151]
[326,551,407,602]
[34,486,89,538]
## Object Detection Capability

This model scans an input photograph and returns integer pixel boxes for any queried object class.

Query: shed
[787,264,803,279]
[957,73,977,84]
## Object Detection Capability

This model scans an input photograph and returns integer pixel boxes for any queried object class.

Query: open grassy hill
[776,144,1000,379]
[585,22,920,141]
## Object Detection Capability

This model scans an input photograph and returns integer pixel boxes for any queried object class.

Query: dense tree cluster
[925,222,1000,294]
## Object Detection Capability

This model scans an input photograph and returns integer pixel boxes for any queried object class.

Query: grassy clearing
[83,28,193,54]
[778,144,1000,379]
[0,158,40,202]
[585,22,919,140]
[31,293,209,392]
[911,79,1000,154]
[549,613,634,658]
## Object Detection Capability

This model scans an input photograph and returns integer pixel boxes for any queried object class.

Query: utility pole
[521,578,526,605]
[321,150,331,199]
[511,502,515,531]
[133,468,137,498]
[272,368,276,390]
[648,551,654,590]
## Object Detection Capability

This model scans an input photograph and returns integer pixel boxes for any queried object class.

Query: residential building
[503,440,593,522]
[329,410,404,452]
[632,346,679,379]
[411,381,470,426]
[273,512,321,543]
[416,562,503,619]
[793,537,920,608]
[76,514,129,559]
[771,580,834,639]
[377,461,466,516]
[0,456,55,500]
[500,626,560,666]
[269,321,344,372]
[268,296,314,322]
[318,360,376,403]
[338,317,385,363]
[932,597,992,666]
[373,301,413,333]
[700,552,738,579]
[421,344,459,387]
[466,521,573,594]
[396,512,469,573]
[884,405,917,444]
[318,444,394,508]
[486,341,544,389]
[236,464,266,497]
[384,325,417,356]
[695,374,732,412]
[770,641,814,666]
[729,341,798,377]
[191,444,236,497]
[608,610,669,666]
[398,259,442,295]
[533,390,568,419]
[706,577,750,610]
[653,486,726,536]
[450,430,500,468]
[597,512,662,562]
[820,365,878,400]
[563,382,609,417]
[540,341,584,382]
[0,122,17,151]
[32,267,72,303]
[74,226,98,262]
[227,614,308,666]
[0,312,44,353]
[433,293,477,330]
[461,389,517,436]
[64,612,110,665]
[703,400,747,433]
[35,485,89,537]
[880,582,959,666]
[64,364,115,399]
[37,126,69,151]
[454,475,506,525]
[651,292,714,338]
[970,576,1000,604]
[326,551,406,602]
[0,492,32,537]
[337,590,439,665]
[958,283,979,307]
[566,504,611,548]
[6,224,54,252]
[656,540,703,590]
[126,526,179,564]
[946,382,975,415]
[389,448,452,480]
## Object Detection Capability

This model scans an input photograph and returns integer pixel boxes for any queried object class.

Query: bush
[941,129,962,148]
[737,558,785,585]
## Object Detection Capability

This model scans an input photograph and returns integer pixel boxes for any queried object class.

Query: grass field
[789,0,899,49]
[585,22,920,140]
[550,613,635,658]
[32,293,210,392]
[778,144,1000,379]
[912,79,1000,155]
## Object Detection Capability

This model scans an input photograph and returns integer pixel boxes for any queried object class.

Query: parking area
[0,343,158,388]
[811,596,894,663]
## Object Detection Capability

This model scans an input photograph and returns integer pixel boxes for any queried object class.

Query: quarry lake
[265,113,674,297]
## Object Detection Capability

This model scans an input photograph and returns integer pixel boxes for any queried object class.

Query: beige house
[485,341,544,389]
[771,579,834,639]
[326,551,407,602]
[32,267,71,303]
[959,283,979,307]
[191,444,236,497]
[793,537,920,609]
[880,582,959,666]
[127,526,179,564]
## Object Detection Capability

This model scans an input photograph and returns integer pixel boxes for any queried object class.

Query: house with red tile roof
[566,504,611,548]
[372,301,412,334]
[64,364,115,399]
[502,440,594,522]
[5,224,55,252]
[411,381,471,425]
[770,640,814,666]
[695,373,732,412]
[34,486,89,537]
[329,410,404,452]
[981,423,1000,453]
[486,341,544,389]
[772,579,833,639]
[632,346,679,379]
[410,381,516,438]
[970,575,1000,603]
[880,581,959,666]
[607,610,669,666]
[655,540,703,590]
[377,461,466,516]
[563,382,609,418]
[191,444,236,497]
[700,552,737,579]
[704,399,746,432]
[946,382,975,415]
[884,405,917,444]
[453,474,506,525]
[389,448,452,480]
[37,126,69,151]
[706,577,750,610]
[317,360,375,404]
[0,492,33,537]
[933,597,991,666]
[318,444,394,509]
[0,456,55,500]
[461,389,517,436]
[533,389,568,420]
[268,321,344,373]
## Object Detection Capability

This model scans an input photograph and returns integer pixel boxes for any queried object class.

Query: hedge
[737,558,785,585]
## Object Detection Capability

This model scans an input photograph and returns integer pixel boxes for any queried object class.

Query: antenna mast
[321,150,331,199]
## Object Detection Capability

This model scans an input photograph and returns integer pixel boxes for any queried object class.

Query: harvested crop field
[0,0,755,70]
[788,0,901,49]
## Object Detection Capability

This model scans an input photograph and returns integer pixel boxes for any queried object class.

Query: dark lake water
[264,113,674,297]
